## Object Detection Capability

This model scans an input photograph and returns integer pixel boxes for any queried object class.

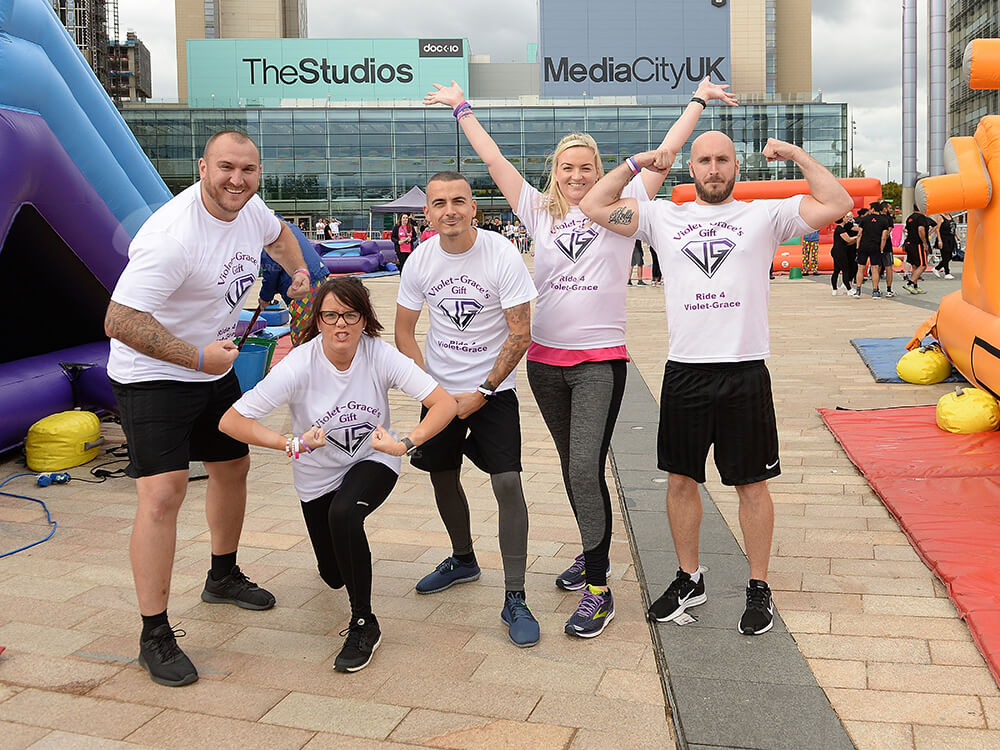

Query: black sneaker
[647,569,707,622]
[334,615,382,672]
[201,565,276,610]
[738,579,774,635]
[138,624,198,687]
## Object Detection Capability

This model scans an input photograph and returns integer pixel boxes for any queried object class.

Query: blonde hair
[540,132,604,220]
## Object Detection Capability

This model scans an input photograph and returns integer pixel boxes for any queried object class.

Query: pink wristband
[293,268,309,276]
[625,156,641,175]
[453,101,472,118]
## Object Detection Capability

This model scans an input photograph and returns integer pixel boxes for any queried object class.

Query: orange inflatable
[912,39,1000,399]
[671,178,883,273]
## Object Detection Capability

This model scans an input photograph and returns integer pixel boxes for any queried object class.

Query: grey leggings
[527,359,627,587]
[431,469,529,590]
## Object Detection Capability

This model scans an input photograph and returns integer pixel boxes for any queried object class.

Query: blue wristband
[197,348,204,371]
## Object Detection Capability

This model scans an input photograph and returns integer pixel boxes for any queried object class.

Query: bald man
[581,131,851,635]
[105,130,309,686]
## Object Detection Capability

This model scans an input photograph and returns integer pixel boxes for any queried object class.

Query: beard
[694,174,736,204]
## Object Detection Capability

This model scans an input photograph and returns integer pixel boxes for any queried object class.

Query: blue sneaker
[501,593,540,647]
[555,553,611,591]
[564,585,615,638]
[415,556,481,594]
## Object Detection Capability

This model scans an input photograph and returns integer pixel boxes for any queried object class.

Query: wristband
[196,348,204,372]
[625,156,641,176]
[293,268,309,277]
[477,385,497,398]
[453,101,472,118]
[690,96,707,108]
[300,434,313,454]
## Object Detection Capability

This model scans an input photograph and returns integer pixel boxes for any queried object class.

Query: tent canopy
[370,186,427,214]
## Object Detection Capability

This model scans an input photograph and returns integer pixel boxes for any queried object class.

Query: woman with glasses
[219,277,457,672]
[425,77,735,638]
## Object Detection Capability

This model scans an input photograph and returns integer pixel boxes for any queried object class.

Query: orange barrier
[914,39,1000,399]
[671,178,883,273]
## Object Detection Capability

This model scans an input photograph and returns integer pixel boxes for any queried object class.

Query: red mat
[820,406,1000,686]
[270,336,293,367]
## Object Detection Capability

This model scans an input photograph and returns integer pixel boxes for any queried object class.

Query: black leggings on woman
[831,250,853,291]
[300,461,397,618]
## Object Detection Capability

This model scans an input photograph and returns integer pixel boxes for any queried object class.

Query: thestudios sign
[187,38,468,106]
[539,0,731,98]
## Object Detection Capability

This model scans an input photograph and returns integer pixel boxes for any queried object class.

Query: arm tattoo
[105,301,198,369]
[486,302,531,387]
[609,206,635,225]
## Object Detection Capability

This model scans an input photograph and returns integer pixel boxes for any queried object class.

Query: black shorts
[905,243,927,266]
[657,360,780,486]
[882,250,895,268]
[410,389,521,475]
[110,371,249,478]
[856,248,882,266]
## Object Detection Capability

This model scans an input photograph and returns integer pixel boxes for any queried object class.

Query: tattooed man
[394,172,541,647]
[105,131,308,686]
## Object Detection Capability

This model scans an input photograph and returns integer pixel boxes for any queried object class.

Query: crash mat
[820,405,1000,687]
[850,337,966,384]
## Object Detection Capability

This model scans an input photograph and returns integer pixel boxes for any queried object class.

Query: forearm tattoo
[105,301,197,368]
[487,302,531,386]
[609,206,635,225]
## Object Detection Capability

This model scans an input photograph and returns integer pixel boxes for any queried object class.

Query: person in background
[903,205,936,294]
[391,213,416,272]
[801,228,820,275]
[933,212,957,279]
[259,219,330,346]
[628,239,647,286]
[830,210,859,295]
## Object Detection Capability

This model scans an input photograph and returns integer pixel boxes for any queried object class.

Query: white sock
[684,567,702,584]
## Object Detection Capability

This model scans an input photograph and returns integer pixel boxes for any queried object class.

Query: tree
[849,164,866,177]
[882,181,902,209]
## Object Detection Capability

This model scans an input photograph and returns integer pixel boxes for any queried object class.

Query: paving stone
[125,709,314,749]
[0,652,121,693]
[867,662,1000,696]
[596,667,667,705]
[389,708,574,749]
[261,691,408,739]
[842,720,915,750]
[21,731,159,749]
[825,687,984,727]
[805,658,867,689]
[0,720,51,750]
[0,688,160,739]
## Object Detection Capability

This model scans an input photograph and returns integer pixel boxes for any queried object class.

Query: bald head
[203,130,258,162]
[688,130,739,205]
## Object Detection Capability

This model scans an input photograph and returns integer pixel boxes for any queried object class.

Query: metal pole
[927,0,947,176]
[902,0,917,212]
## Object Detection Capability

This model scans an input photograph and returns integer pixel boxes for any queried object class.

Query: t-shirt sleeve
[622,174,651,204]
[251,197,283,246]
[395,257,425,311]
[767,195,812,245]
[377,340,438,402]
[495,240,538,309]
[634,200,657,246]
[111,232,192,313]
[231,353,298,420]
[515,179,544,236]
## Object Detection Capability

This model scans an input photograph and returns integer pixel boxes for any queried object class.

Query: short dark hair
[856,208,869,216]
[303,277,383,343]
[427,171,469,189]
[203,130,257,160]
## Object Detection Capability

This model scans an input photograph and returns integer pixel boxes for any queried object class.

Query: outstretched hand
[694,77,738,107]
[424,81,465,109]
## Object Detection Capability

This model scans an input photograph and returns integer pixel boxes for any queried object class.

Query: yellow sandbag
[25,411,102,471]
[896,345,953,385]
[936,387,1000,434]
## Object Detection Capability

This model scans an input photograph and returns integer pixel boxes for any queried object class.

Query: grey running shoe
[555,553,610,591]
[501,593,540,647]
[415,556,481,594]
[564,585,615,638]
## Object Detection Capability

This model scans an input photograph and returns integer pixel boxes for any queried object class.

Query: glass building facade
[948,0,1000,138]
[122,103,847,230]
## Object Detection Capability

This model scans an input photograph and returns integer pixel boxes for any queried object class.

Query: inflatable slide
[0,0,172,451]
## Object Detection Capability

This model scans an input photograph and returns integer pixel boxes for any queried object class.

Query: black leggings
[831,251,853,290]
[935,242,954,274]
[300,461,397,618]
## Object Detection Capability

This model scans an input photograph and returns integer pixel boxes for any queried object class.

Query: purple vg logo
[225,274,256,309]
[681,238,735,278]
[327,422,376,457]
[437,298,483,331]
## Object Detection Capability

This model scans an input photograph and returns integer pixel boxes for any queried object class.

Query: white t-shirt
[108,183,282,384]
[233,335,437,501]
[329,221,340,234]
[518,176,650,349]
[396,229,537,393]
[635,195,811,363]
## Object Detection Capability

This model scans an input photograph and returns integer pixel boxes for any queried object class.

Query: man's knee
[490,471,525,504]
[205,454,250,482]
[136,472,189,522]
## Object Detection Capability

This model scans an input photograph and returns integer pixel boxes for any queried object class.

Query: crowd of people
[109,73,965,686]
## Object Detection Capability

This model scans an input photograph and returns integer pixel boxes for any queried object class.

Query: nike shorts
[657,360,780,486]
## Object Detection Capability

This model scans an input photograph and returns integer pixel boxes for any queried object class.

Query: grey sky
[119,0,941,183]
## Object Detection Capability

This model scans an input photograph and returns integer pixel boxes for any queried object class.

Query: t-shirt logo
[225,274,256,309]
[437,298,484,331]
[554,227,599,263]
[326,421,376,457]
[681,238,736,278]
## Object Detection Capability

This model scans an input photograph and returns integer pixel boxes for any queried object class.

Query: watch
[401,437,417,456]
[477,383,497,398]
